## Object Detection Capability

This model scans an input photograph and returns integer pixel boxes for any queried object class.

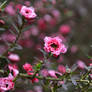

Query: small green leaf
[22,25,32,32]
[12,22,19,33]
[87,55,92,59]
[34,61,43,71]
[0,0,7,10]
[17,14,23,27]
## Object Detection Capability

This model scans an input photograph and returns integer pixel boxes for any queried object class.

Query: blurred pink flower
[20,39,33,48]
[38,18,47,30]
[51,0,56,5]
[89,63,92,66]
[5,5,15,15]
[24,1,31,6]
[70,45,78,53]
[51,9,60,19]
[23,30,31,39]
[8,64,19,78]
[1,33,16,42]
[23,63,39,83]
[59,25,71,35]
[44,14,52,23]
[31,77,39,83]
[20,6,37,20]
[77,60,85,69]
[0,20,5,25]
[31,26,39,36]
[42,0,47,2]
[58,65,66,74]
[48,70,57,78]
[58,81,64,85]
[44,36,67,56]
[8,53,20,62]
[15,4,22,11]
[48,70,62,78]
[49,18,57,27]
[40,69,48,77]
[0,76,14,91]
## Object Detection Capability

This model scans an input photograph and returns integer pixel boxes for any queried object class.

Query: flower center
[51,43,58,49]
[6,84,8,88]
[25,10,29,13]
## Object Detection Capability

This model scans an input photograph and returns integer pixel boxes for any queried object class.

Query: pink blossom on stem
[48,70,57,78]
[5,5,15,15]
[23,63,39,83]
[48,70,62,78]
[44,36,67,57]
[77,60,85,69]
[8,64,19,78]
[89,63,92,66]
[59,25,71,35]
[0,20,5,25]
[8,53,20,62]
[20,6,37,20]
[0,76,14,91]
[70,45,78,53]
[40,69,49,77]
[58,65,66,74]
[23,63,33,72]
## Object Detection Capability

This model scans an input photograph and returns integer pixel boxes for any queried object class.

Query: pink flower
[24,1,31,6]
[41,69,49,77]
[31,77,39,83]
[51,9,60,19]
[38,18,47,30]
[8,64,19,78]
[8,53,20,62]
[48,70,57,78]
[23,63,39,83]
[77,60,85,69]
[70,45,78,53]
[23,63,33,72]
[89,63,92,66]
[48,70,62,78]
[59,25,71,35]
[20,6,37,20]
[15,4,22,11]
[58,65,66,74]
[5,5,15,15]
[44,36,67,56]
[1,34,16,43]
[0,20,5,25]
[0,76,14,91]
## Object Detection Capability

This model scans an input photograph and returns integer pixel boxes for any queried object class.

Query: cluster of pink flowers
[20,6,37,20]
[0,64,19,91]
[44,36,67,57]
[0,76,14,92]
[23,63,39,83]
